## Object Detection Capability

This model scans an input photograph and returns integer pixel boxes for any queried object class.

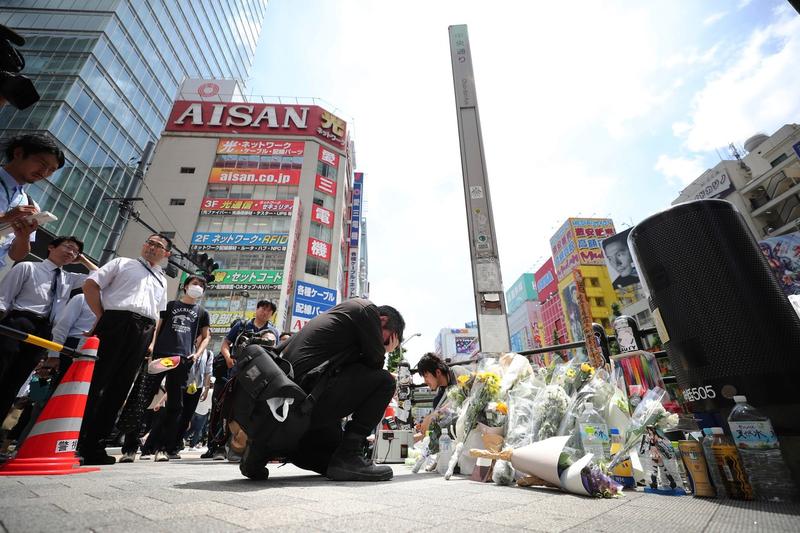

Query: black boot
[239,442,269,481]
[326,433,392,481]
[649,474,658,489]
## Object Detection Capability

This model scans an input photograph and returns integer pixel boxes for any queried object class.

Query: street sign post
[448,24,510,354]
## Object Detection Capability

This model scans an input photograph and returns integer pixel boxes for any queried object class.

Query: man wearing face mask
[120,275,210,463]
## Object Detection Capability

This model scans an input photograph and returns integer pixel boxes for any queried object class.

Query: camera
[232,328,277,360]
[0,23,39,110]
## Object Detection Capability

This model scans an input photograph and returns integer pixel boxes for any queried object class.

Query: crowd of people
[0,132,408,482]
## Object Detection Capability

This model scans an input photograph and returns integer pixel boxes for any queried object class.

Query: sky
[247,0,800,363]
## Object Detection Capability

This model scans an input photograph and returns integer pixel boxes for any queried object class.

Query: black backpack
[225,343,341,479]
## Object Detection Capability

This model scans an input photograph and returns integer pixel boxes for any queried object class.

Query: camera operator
[0,133,64,269]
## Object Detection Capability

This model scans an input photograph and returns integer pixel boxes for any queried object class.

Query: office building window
[169,198,186,205]
[770,153,788,167]
[305,257,329,278]
[180,167,195,174]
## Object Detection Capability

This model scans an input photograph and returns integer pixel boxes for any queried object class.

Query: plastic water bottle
[438,432,452,453]
[436,432,453,476]
[578,402,610,461]
[728,396,798,502]
[702,428,727,498]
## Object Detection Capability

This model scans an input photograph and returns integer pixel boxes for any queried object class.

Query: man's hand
[41,357,60,373]
[1,205,38,225]
[385,332,400,354]
[11,218,37,240]
[200,388,209,402]
[187,353,198,363]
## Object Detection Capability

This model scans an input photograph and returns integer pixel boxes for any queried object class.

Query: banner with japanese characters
[315,174,336,196]
[216,139,305,156]
[307,237,331,261]
[318,145,340,168]
[191,232,289,251]
[199,198,294,216]
[208,168,300,186]
[350,172,363,247]
[206,269,284,290]
[209,310,255,334]
[290,280,337,331]
[311,204,334,227]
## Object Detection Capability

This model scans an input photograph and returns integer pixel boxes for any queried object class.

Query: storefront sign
[208,168,300,186]
[291,280,337,331]
[307,237,331,261]
[347,247,359,298]
[318,145,340,167]
[206,269,284,290]
[199,198,294,216]
[167,101,347,147]
[191,232,289,251]
[311,205,334,227]
[350,172,363,247]
[315,174,336,196]
[216,139,304,156]
[551,218,615,279]
[209,310,255,334]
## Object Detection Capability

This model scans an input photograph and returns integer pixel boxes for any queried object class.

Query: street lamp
[401,332,421,347]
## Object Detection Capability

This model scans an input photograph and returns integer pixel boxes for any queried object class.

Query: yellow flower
[496,402,508,415]
[457,375,471,386]
[580,363,593,373]
[565,368,576,379]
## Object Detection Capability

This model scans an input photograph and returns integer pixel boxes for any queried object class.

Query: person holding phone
[0,133,65,268]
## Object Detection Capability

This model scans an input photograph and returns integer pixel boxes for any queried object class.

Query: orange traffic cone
[0,336,101,476]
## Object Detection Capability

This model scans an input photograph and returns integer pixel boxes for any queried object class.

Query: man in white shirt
[78,233,170,465]
[0,133,65,270]
[0,235,96,420]
[46,288,97,385]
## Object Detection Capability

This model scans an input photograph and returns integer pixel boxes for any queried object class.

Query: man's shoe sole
[326,465,393,482]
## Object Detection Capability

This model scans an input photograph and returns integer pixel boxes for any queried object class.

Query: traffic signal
[185,251,218,282]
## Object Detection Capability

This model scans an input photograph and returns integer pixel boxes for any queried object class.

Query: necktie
[47,267,61,321]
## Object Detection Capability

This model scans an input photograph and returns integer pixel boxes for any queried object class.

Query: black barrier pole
[0,323,78,358]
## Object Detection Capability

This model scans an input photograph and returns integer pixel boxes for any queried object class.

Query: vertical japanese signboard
[347,172,364,298]
[290,280,337,332]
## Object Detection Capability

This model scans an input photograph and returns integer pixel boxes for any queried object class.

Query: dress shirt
[0,258,86,319]
[47,294,97,359]
[0,167,39,268]
[88,256,167,320]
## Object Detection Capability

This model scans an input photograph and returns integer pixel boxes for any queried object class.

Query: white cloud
[665,43,720,68]
[738,0,753,9]
[654,154,707,186]
[681,14,800,151]
[703,11,728,26]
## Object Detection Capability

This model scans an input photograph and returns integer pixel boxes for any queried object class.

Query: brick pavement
[0,450,799,532]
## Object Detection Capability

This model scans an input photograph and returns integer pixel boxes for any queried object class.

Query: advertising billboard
[505,273,537,315]
[534,258,558,301]
[167,101,347,147]
[550,218,615,280]
[290,280,337,331]
[315,175,336,196]
[307,237,331,261]
[318,145,340,168]
[350,172,363,247]
[601,227,640,289]
[209,310,255,334]
[311,205,334,227]
[759,231,800,296]
[560,280,582,343]
[199,198,293,216]
[206,269,284,290]
[216,139,305,156]
[191,232,289,251]
[207,168,300,186]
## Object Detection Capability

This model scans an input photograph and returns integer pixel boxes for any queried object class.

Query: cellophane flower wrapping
[608,386,678,469]
[557,369,616,454]
[531,384,570,442]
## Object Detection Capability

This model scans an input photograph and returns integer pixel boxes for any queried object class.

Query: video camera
[0,23,39,110]
[231,328,277,360]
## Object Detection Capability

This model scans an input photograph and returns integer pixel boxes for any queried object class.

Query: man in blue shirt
[0,134,65,269]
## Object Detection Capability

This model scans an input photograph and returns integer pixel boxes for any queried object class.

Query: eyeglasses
[144,240,168,250]
[59,244,81,256]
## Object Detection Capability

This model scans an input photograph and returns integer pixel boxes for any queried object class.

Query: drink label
[580,423,610,445]
[729,421,779,450]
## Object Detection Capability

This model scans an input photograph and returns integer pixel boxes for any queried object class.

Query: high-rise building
[0,1,268,261]
[550,218,619,340]
[116,80,356,347]
[504,273,542,352]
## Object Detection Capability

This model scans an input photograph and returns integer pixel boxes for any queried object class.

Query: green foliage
[387,346,406,373]
[611,302,622,317]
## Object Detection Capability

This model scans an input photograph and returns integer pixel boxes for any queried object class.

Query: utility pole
[100,140,155,264]
[448,25,510,354]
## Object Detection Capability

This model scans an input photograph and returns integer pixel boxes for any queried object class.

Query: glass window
[305,257,329,278]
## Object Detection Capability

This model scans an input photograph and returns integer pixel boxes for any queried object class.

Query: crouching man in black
[273,298,403,481]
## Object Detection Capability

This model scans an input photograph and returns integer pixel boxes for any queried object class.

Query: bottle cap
[711,427,725,435]
[610,428,620,435]
[733,395,747,403]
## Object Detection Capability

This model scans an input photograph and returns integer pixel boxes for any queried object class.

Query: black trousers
[172,387,203,451]
[0,312,51,420]
[78,310,154,457]
[207,373,230,452]
[143,357,190,453]
[288,363,395,475]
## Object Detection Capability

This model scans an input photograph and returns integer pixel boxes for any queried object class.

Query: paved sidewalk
[1,450,799,532]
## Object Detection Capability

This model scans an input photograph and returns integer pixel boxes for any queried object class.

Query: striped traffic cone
[0,336,101,476]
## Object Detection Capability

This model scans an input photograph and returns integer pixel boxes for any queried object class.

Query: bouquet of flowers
[607,387,679,470]
[531,384,570,442]
[444,370,501,480]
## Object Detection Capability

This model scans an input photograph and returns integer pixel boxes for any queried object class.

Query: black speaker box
[629,199,800,484]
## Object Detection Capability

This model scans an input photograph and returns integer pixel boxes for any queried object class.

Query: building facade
[116,82,358,347]
[550,217,619,338]
[534,258,567,347]
[434,327,479,364]
[505,273,542,352]
[0,1,268,260]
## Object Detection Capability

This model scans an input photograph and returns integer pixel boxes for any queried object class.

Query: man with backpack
[238,298,404,481]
